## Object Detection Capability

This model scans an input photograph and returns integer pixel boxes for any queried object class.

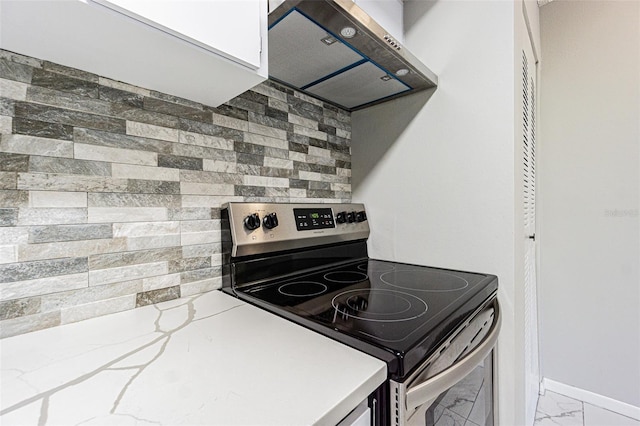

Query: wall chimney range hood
[268,0,438,111]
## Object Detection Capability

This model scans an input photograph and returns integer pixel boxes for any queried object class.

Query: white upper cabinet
[94,0,263,69]
[0,0,268,107]
[353,0,404,43]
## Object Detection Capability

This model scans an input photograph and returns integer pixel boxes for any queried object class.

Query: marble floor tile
[583,403,640,426]
[534,391,584,426]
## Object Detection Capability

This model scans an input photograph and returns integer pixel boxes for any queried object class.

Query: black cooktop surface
[237,258,497,376]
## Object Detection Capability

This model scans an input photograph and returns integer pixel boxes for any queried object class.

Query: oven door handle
[405,299,501,412]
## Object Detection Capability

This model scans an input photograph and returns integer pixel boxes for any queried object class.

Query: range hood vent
[268,0,438,111]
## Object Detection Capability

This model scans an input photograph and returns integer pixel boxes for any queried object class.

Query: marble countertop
[0,291,387,425]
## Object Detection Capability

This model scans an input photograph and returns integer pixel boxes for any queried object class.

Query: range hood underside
[268,0,438,111]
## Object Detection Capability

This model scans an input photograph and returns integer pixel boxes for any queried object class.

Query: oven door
[390,298,501,426]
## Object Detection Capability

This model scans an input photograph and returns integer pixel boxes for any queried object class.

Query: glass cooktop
[238,259,497,366]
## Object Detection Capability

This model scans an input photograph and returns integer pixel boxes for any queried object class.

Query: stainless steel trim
[406,299,500,415]
[224,202,370,258]
[389,298,501,425]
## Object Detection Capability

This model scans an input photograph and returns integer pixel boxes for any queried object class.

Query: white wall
[538,0,640,408]
[351,1,528,424]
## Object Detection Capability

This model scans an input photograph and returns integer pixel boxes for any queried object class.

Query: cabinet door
[0,0,267,107]
[94,0,262,69]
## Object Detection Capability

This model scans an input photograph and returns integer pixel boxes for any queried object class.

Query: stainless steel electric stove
[221,202,500,426]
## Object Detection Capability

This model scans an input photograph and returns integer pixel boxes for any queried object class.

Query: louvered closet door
[522,39,540,426]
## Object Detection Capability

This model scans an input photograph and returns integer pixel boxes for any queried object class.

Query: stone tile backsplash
[0,49,352,338]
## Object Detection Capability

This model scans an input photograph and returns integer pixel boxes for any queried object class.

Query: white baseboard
[542,378,640,421]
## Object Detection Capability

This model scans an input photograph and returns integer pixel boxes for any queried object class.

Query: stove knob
[263,212,279,229]
[243,213,261,231]
[347,211,356,223]
[355,211,367,223]
[336,211,347,224]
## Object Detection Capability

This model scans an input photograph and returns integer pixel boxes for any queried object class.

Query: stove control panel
[223,202,370,257]
[294,208,335,231]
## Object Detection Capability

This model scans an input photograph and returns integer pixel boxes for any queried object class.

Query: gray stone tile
[235,185,265,197]
[288,179,309,189]
[263,147,289,160]
[167,207,212,221]
[0,172,16,189]
[0,189,29,207]
[309,137,330,149]
[158,154,203,171]
[309,181,331,190]
[110,102,180,128]
[0,50,42,68]
[1,133,73,159]
[171,142,236,162]
[61,294,135,325]
[168,257,211,274]
[149,90,203,110]
[28,156,111,176]
[126,179,181,195]
[209,104,247,121]
[31,68,99,98]
[39,279,141,312]
[0,59,33,84]
[0,208,18,226]
[0,153,29,172]
[318,123,336,136]
[14,102,126,133]
[0,297,41,320]
[0,257,88,283]
[143,97,211,122]
[180,266,221,284]
[260,167,293,179]
[288,95,323,122]
[226,96,266,115]
[0,310,60,339]
[87,193,181,208]
[308,189,335,199]
[335,160,351,169]
[42,61,99,83]
[289,141,309,154]
[17,207,87,226]
[26,85,112,116]
[29,224,113,243]
[249,111,290,131]
[235,152,264,166]
[17,173,128,193]
[89,247,182,270]
[328,134,351,146]
[235,141,265,155]
[12,117,73,140]
[0,98,15,116]
[74,127,174,153]
[236,163,262,176]
[238,90,268,106]
[179,118,244,141]
[179,170,242,185]
[135,285,180,307]
[98,85,143,107]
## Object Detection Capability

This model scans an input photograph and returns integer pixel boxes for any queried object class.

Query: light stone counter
[0,291,386,425]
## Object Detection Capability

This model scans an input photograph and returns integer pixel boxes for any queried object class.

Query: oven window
[425,361,494,426]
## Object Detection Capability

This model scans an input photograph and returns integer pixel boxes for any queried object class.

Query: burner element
[358,262,395,273]
[332,289,427,322]
[380,269,469,292]
[278,281,328,297]
[324,271,368,284]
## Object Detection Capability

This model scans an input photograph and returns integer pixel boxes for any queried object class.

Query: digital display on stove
[294,208,335,231]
